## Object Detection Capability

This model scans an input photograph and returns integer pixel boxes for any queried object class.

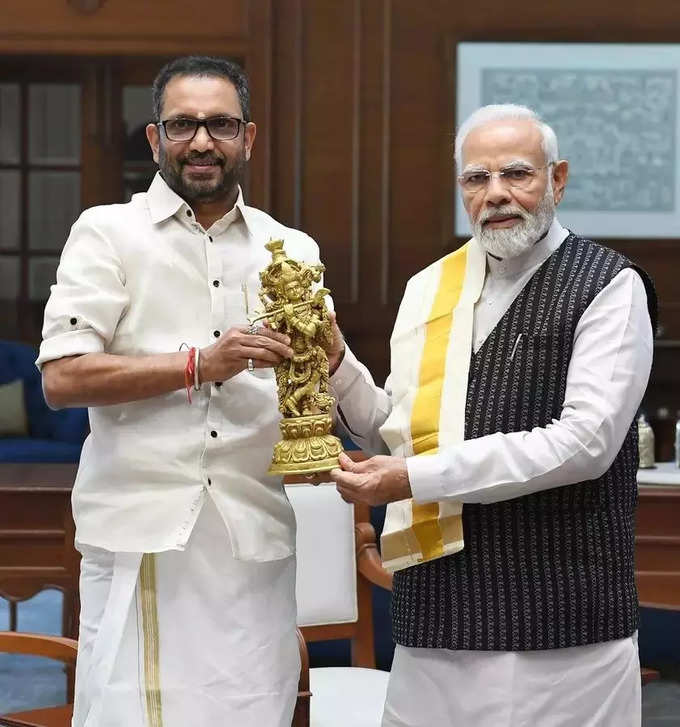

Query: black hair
[151,56,250,122]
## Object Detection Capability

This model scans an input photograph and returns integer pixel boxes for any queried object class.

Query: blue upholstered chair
[0,340,87,463]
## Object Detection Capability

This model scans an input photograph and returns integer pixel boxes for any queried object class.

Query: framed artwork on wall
[456,43,680,239]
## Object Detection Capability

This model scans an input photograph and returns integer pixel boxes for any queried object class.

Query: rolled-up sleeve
[36,211,129,369]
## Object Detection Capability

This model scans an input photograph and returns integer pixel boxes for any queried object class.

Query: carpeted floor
[1,591,679,723]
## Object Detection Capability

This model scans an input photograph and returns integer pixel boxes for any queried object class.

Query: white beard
[472,183,556,259]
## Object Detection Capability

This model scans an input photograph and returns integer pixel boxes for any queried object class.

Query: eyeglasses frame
[458,161,556,193]
[157,115,248,142]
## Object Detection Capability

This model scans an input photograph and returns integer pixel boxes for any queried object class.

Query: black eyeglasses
[158,116,246,142]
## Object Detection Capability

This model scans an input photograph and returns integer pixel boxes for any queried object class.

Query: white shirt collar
[146,172,252,233]
[485,217,569,278]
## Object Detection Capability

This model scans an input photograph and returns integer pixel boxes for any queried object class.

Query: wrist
[197,345,215,383]
[329,345,346,376]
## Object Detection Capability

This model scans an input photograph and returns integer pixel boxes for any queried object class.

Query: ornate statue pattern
[255,240,342,474]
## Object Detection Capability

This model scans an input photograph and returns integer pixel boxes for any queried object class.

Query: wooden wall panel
[2,0,680,405]
[271,0,304,229]
[299,0,359,307]
[1,0,249,55]
[268,0,680,399]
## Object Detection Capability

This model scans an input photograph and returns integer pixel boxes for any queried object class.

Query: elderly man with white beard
[326,104,657,726]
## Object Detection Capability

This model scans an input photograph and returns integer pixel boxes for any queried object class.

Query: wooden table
[636,463,680,610]
[0,463,80,638]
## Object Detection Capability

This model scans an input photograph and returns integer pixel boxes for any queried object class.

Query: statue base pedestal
[268,413,343,475]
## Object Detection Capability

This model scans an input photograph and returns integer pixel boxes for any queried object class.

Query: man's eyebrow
[461,159,536,174]
[500,159,535,169]
[461,164,488,174]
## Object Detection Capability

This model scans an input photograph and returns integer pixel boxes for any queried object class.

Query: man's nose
[190,125,214,152]
[484,173,512,206]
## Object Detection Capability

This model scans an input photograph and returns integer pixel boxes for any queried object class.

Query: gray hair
[454,104,559,168]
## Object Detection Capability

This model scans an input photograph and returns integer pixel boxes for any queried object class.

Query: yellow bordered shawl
[379,238,486,573]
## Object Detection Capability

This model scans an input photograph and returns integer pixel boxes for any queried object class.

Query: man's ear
[146,123,161,165]
[244,122,256,162]
[552,160,569,205]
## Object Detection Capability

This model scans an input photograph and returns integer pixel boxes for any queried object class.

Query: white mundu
[37,174,321,726]
[331,219,652,726]
[74,499,299,727]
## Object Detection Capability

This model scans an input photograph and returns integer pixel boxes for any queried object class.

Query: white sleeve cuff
[329,345,366,400]
[407,453,450,503]
[35,328,105,370]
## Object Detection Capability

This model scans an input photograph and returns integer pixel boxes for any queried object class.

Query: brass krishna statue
[251,239,342,475]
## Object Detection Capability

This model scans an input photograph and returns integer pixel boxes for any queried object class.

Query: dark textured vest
[391,234,657,651]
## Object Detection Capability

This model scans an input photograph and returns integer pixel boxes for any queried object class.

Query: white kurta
[330,219,653,726]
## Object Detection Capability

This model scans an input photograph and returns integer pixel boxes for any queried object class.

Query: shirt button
[210,430,218,438]
[215,381,223,387]
[207,478,212,486]
[213,280,220,287]
[186,209,192,217]
[209,236,214,242]
[213,330,220,338]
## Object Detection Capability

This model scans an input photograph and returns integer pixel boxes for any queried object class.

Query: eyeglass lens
[163,117,241,141]
[461,168,537,192]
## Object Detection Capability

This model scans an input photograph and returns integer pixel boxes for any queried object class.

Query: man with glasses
[37,56,320,727]
[327,104,656,725]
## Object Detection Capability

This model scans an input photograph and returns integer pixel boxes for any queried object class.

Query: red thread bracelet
[184,347,196,404]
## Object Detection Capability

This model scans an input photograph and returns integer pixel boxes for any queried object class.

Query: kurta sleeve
[330,345,392,455]
[408,268,653,504]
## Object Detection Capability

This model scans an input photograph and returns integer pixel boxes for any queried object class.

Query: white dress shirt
[331,218,654,505]
[37,173,322,560]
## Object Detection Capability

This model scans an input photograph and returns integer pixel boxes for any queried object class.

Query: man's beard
[472,183,555,259]
[158,145,246,203]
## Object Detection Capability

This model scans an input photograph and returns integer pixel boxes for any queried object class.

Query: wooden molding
[68,0,106,13]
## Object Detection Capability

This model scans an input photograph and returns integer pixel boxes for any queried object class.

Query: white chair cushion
[285,482,358,627]
[310,666,389,727]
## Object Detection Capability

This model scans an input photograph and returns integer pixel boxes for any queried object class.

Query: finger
[252,335,294,356]
[240,338,293,360]
[336,484,359,504]
[329,469,362,489]
[249,326,292,346]
[240,347,285,367]
[338,451,360,472]
[340,454,376,474]
[337,487,354,504]
[329,467,344,483]
[247,335,294,359]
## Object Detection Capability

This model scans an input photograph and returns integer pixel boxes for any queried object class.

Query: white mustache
[480,207,529,225]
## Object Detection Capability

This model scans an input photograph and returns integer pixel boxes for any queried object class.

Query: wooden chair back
[0,632,76,727]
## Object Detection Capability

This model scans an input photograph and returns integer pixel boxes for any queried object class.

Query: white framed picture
[456,43,680,238]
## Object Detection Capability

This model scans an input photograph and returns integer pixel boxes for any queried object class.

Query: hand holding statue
[200,326,293,382]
